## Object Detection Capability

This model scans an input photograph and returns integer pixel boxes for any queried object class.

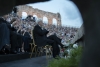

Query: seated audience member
[16,26,23,53]
[33,19,64,58]
[0,17,21,54]
[23,29,31,52]
[9,19,22,54]
[0,17,10,54]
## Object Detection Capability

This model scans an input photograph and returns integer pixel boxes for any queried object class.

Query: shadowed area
[0,56,51,67]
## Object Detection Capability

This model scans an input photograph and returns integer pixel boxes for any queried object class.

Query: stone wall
[71,24,84,45]
[17,5,61,26]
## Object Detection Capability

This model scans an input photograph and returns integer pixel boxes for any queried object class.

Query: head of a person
[37,18,43,27]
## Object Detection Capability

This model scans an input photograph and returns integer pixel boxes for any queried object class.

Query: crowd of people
[5,13,78,43]
[0,8,78,58]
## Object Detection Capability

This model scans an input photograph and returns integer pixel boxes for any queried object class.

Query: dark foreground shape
[0,0,50,16]
[72,0,100,67]
[0,0,100,67]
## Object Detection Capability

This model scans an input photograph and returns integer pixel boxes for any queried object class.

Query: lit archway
[43,16,48,24]
[53,18,57,26]
[22,12,27,19]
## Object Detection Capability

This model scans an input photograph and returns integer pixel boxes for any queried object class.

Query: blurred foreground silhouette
[0,0,100,67]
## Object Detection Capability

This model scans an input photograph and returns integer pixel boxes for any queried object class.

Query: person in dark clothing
[17,29,23,47]
[7,19,20,54]
[15,29,23,53]
[10,30,19,53]
[10,22,23,54]
[0,18,10,54]
[47,34,63,58]
[33,21,53,47]
[23,29,31,52]
[0,17,23,54]
[0,17,18,54]
[33,19,64,58]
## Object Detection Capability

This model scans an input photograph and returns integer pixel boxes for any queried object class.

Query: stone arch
[56,13,61,26]
[43,16,48,24]
[53,18,57,26]
[17,5,61,26]
[22,12,28,19]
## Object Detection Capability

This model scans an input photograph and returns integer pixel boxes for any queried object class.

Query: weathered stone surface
[17,5,61,26]
[71,24,84,44]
